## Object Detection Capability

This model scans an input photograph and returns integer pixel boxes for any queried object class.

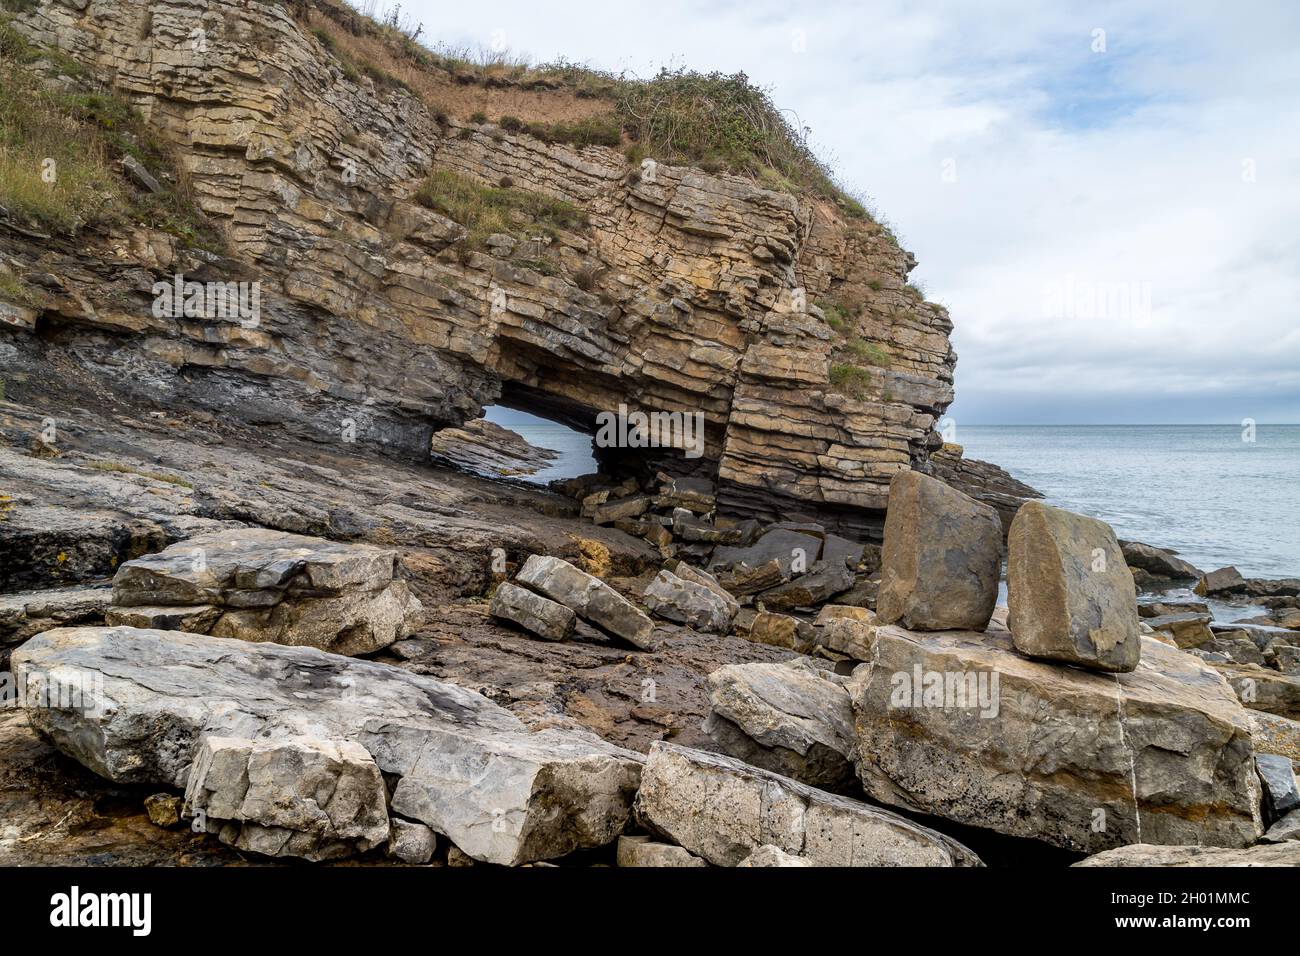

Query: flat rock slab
[847,624,1263,853]
[111,528,422,655]
[634,742,982,867]
[877,471,1002,631]
[516,554,654,649]
[1007,501,1140,672]
[704,659,857,792]
[1075,842,1300,867]
[13,627,642,866]
[489,581,576,641]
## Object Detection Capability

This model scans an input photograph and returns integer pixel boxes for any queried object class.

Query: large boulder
[633,742,982,867]
[703,659,857,792]
[1007,501,1140,672]
[185,734,390,862]
[1121,540,1201,583]
[110,528,422,656]
[1196,566,1247,596]
[515,554,654,649]
[847,622,1263,852]
[12,627,642,866]
[876,471,1002,631]
[643,569,734,634]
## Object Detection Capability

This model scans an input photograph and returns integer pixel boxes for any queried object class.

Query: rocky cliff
[2,0,955,536]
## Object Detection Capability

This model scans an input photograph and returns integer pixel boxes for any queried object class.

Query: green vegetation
[0,20,223,248]
[844,336,891,367]
[0,268,39,306]
[413,167,588,252]
[828,363,875,400]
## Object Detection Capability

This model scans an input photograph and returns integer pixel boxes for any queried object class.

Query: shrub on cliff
[413,168,588,250]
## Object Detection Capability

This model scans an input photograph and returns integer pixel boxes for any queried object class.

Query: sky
[362,0,1300,424]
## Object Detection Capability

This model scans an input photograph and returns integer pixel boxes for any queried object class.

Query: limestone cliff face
[5,0,956,533]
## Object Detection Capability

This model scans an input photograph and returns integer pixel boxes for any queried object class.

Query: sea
[488,409,1299,613]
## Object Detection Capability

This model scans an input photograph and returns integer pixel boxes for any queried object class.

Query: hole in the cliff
[429,406,596,484]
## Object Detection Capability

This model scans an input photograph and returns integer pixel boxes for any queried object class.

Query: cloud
[387,0,1300,422]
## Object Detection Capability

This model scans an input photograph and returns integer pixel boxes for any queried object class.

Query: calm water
[958,425,1300,580]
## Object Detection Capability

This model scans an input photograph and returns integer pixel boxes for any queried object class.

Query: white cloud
[383,0,1300,422]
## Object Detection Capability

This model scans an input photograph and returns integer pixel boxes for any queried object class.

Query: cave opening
[428,404,597,484]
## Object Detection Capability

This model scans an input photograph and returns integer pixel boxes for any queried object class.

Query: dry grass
[413,168,588,252]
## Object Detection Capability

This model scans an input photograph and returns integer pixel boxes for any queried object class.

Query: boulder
[633,742,982,867]
[847,622,1263,852]
[812,605,875,661]
[1140,599,1210,618]
[388,819,438,864]
[876,471,1002,631]
[1249,711,1300,769]
[703,659,857,792]
[1257,753,1300,823]
[1212,662,1300,720]
[1075,842,1300,867]
[715,559,785,597]
[13,627,643,866]
[737,844,810,867]
[1262,809,1300,843]
[1121,541,1201,582]
[615,834,708,868]
[673,563,740,619]
[1196,566,1247,596]
[185,734,390,862]
[711,528,822,579]
[0,585,110,666]
[516,554,655,649]
[589,495,651,526]
[1007,501,1139,672]
[111,528,422,655]
[744,611,815,653]
[643,569,734,634]
[654,476,716,514]
[488,581,577,642]
[756,559,855,612]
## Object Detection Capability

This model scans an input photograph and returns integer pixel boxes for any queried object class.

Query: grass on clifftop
[298,0,870,218]
[414,168,589,253]
[0,18,222,248]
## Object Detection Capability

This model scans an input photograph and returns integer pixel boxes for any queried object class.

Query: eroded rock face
[13,627,642,866]
[876,471,1002,631]
[1007,502,1140,673]
[846,624,1263,853]
[5,0,960,535]
[110,528,422,655]
[634,742,982,867]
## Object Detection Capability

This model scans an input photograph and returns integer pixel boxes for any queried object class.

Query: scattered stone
[446,846,475,867]
[489,581,576,642]
[1006,501,1139,672]
[1196,566,1247,596]
[1257,753,1300,823]
[715,559,785,597]
[822,533,865,571]
[1262,809,1300,843]
[616,834,708,868]
[704,659,857,792]
[1277,645,1300,676]
[589,495,651,526]
[120,155,163,193]
[111,528,422,656]
[712,528,822,579]
[388,818,438,864]
[847,622,1263,852]
[673,562,739,619]
[14,627,643,866]
[643,568,734,634]
[1249,711,1300,769]
[143,793,183,829]
[1139,599,1210,618]
[634,742,982,867]
[1075,842,1300,867]
[736,844,810,867]
[1212,661,1300,720]
[654,476,715,514]
[516,554,655,649]
[876,471,1002,632]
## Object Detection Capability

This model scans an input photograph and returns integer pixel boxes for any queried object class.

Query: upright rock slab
[634,742,982,867]
[13,627,642,866]
[847,623,1263,852]
[516,554,655,648]
[111,528,422,656]
[876,471,1002,631]
[1007,501,1140,672]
